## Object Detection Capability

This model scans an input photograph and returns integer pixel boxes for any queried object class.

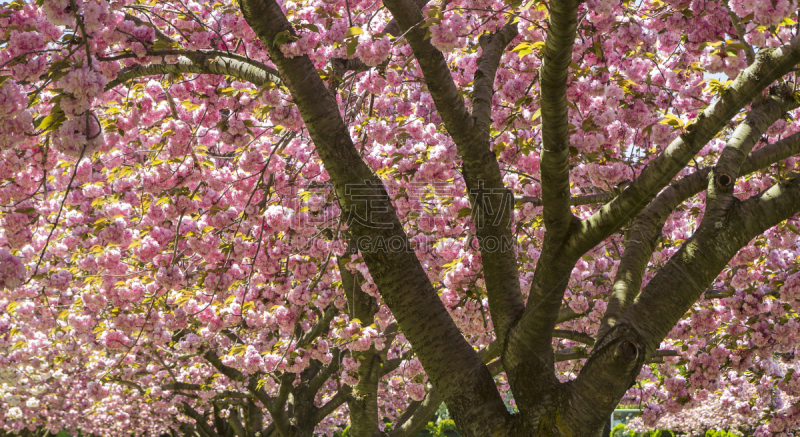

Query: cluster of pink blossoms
[0,81,33,150]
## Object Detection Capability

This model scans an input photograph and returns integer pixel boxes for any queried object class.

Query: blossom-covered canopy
[1,0,800,435]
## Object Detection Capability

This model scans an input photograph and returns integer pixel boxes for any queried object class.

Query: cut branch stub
[615,340,638,362]
[715,173,733,188]
[564,324,647,432]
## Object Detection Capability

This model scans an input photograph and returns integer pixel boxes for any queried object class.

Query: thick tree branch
[165,382,203,391]
[500,2,590,412]
[554,346,590,362]
[181,403,221,437]
[337,252,381,437]
[387,386,444,437]
[308,349,341,395]
[214,391,255,400]
[245,399,264,437]
[708,85,796,214]
[515,192,614,208]
[201,350,289,436]
[273,373,294,414]
[392,400,422,434]
[338,252,378,324]
[389,340,517,437]
[381,0,473,139]
[297,303,338,348]
[570,174,800,432]
[105,53,281,91]
[539,0,583,232]
[226,411,248,437]
[576,35,800,254]
[623,173,800,356]
[246,378,289,437]
[238,2,512,436]
[312,385,352,423]
[348,351,383,437]
[383,0,524,346]
[473,20,519,131]
[504,240,578,408]
[597,96,799,340]
[724,6,756,65]
[553,329,595,346]
[745,131,800,171]
[100,49,280,77]
[203,351,246,383]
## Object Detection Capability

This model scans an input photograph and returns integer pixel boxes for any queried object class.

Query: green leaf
[509,41,530,52]
[36,106,66,134]
[510,41,544,58]
[658,113,682,127]
[152,40,177,50]
[218,87,238,96]
[273,30,291,47]
[726,43,748,50]
[514,95,533,107]
[346,26,364,37]
[295,23,320,33]
[346,38,359,57]
[456,207,472,219]
[425,6,443,19]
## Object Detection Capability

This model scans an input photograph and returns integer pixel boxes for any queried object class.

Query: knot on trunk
[615,340,638,361]
[715,173,733,189]
[591,323,645,370]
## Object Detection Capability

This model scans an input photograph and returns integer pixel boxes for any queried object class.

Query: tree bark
[238,1,514,436]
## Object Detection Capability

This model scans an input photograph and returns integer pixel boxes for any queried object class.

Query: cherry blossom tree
[1,0,800,436]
